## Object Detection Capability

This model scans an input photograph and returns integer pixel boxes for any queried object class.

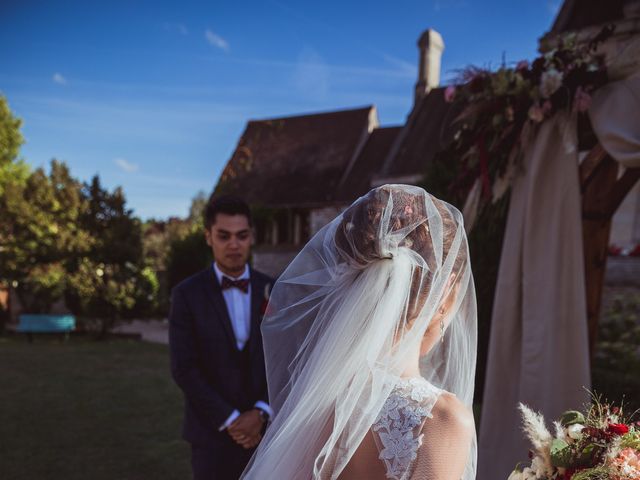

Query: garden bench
[16,314,75,342]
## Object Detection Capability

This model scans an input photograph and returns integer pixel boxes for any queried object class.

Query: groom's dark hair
[204,194,253,230]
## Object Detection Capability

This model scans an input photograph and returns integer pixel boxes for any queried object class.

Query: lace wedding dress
[373,378,442,479]
[338,377,444,480]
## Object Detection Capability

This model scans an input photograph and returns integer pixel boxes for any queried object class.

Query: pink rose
[444,85,456,103]
[613,448,640,473]
[574,87,592,112]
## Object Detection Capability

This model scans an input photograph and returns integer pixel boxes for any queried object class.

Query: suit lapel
[249,272,263,333]
[249,268,267,355]
[204,268,238,349]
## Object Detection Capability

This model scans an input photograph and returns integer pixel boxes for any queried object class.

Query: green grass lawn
[0,336,191,480]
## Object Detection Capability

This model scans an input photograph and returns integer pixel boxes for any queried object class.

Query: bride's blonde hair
[334,186,468,323]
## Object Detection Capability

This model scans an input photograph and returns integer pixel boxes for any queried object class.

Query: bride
[242,185,477,479]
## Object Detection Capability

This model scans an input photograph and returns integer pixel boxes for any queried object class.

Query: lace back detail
[372,377,442,480]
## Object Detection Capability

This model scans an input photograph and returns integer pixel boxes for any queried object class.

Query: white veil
[243,184,477,479]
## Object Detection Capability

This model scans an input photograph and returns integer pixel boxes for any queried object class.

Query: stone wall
[604,256,640,287]
[252,248,300,279]
[309,206,346,236]
[252,206,347,277]
[601,256,640,316]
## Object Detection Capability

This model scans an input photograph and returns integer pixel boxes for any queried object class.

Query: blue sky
[0,0,561,219]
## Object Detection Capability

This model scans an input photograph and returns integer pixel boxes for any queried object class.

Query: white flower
[540,68,564,98]
[508,470,524,480]
[521,467,538,480]
[567,424,584,441]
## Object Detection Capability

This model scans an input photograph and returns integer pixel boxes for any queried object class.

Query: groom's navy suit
[169,265,273,480]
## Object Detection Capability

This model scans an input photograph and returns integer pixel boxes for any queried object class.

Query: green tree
[0,95,29,195]
[143,192,211,311]
[0,160,91,313]
[142,217,191,272]
[66,176,158,335]
[0,94,28,331]
[81,176,143,264]
[188,190,208,228]
[166,230,212,293]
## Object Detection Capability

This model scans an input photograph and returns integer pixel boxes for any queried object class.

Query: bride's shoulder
[428,392,475,437]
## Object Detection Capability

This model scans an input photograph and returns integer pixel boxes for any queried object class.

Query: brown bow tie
[221,277,250,293]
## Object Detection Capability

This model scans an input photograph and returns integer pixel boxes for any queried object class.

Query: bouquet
[510,396,640,479]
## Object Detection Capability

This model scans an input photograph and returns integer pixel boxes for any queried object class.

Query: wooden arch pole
[580,143,640,358]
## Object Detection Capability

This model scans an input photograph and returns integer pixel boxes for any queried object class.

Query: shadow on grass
[0,336,190,480]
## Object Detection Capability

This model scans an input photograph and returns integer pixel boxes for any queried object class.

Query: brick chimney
[414,29,445,104]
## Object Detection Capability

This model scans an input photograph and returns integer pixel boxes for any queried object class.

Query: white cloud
[205,29,229,52]
[380,53,416,77]
[52,73,67,85]
[114,157,139,173]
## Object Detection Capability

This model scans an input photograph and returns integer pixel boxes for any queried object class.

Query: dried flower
[528,104,545,123]
[540,68,564,98]
[505,106,515,122]
[518,404,553,474]
[516,60,529,72]
[574,86,592,112]
[508,470,523,480]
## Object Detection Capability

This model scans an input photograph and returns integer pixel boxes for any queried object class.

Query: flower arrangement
[510,396,640,479]
[439,25,614,211]
[608,244,640,257]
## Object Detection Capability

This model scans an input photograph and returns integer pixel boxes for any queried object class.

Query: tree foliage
[1,160,91,312]
[65,176,158,334]
[165,229,212,293]
[0,95,29,196]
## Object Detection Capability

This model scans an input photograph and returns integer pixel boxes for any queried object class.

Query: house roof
[377,87,460,181]
[549,0,625,35]
[334,125,402,201]
[215,106,377,207]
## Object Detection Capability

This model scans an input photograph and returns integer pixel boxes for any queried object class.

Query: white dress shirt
[213,262,273,430]
[214,262,251,351]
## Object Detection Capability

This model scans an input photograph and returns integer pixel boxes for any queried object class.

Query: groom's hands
[228,409,265,449]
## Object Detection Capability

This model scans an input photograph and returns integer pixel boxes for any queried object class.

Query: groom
[169,195,274,480]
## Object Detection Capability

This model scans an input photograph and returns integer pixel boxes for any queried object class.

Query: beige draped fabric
[589,73,640,168]
[477,113,592,480]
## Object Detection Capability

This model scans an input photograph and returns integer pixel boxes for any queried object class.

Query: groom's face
[205,213,252,276]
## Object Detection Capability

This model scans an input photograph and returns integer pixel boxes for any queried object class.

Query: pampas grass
[518,403,553,474]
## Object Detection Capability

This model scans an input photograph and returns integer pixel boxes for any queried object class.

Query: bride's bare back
[339,379,474,480]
